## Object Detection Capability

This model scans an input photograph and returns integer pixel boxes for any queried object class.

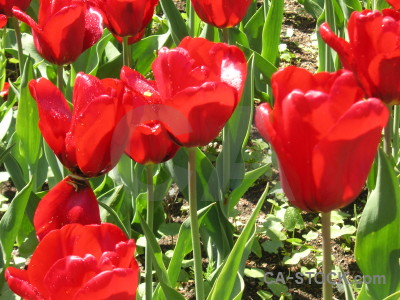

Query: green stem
[324,0,335,72]
[384,105,393,157]
[145,164,154,300]
[188,147,204,300]
[188,0,195,37]
[122,37,132,68]
[13,18,24,75]
[393,106,400,159]
[57,65,64,92]
[222,27,231,194]
[321,212,333,300]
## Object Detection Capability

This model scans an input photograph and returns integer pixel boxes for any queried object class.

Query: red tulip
[0,0,30,16]
[255,66,389,212]
[386,0,400,10]
[34,176,101,241]
[151,37,247,147]
[191,0,252,28]
[12,0,103,65]
[99,0,158,42]
[0,14,7,27]
[320,9,400,105]
[29,73,130,177]
[5,223,138,300]
[120,66,179,165]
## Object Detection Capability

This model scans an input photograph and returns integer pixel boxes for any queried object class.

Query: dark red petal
[82,6,103,51]
[125,121,179,164]
[73,268,138,300]
[5,267,44,300]
[43,255,98,300]
[160,82,238,147]
[28,223,128,295]
[367,52,400,104]
[312,99,389,212]
[34,177,101,241]
[29,78,73,167]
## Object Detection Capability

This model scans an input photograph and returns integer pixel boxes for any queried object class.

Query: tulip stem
[122,37,132,68]
[13,18,24,75]
[188,147,204,300]
[145,164,154,300]
[321,212,333,300]
[324,0,335,72]
[222,28,229,44]
[57,65,64,92]
[384,106,393,157]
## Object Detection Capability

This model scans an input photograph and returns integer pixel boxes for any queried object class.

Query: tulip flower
[142,37,247,147]
[29,73,130,177]
[12,0,103,65]
[0,82,9,100]
[320,9,400,105]
[5,223,139,300]
[120,66,179,165]
[98,0,158,43]
[0,14,6,27]
[255,66,389,212]
[34,176,101,241]
[191,0,252,28]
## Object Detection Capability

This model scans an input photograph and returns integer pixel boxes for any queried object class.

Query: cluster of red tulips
[1,0,400,298]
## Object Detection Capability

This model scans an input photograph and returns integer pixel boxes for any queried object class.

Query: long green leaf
[355,149,400,299]
[207,183,269,300]
[159,0,189,45]
[261,0,284,64]
[138,213,185,300]
[0,180,33,272]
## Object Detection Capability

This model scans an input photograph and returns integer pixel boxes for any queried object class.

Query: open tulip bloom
[256,66,389,212]
[13,0,103,65]
[320,9,400,105]
[29,73,130,178]
[5,223,138,300]
[134,36,247,148]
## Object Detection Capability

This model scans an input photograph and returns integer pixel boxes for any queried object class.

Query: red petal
[82,6,103,51]
[73,268,138,300]
[312,99,389,212]
[12,7,41,32]
[28,223,128,296]
[29,78,73,167]
[5,267,44,300]
[319,22,354,69]
[0,14,7,28]
[43,255,98,300]
[33,177,101,241]
[160,82,238,147]
[72,73,105,115]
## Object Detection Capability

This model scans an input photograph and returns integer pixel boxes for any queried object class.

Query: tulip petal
[72,95,122,177]
[319,22,354,69]
[73,268,138,300]
[72,73,105,115]
[5,267,44,300]
[43,255,98,300]
[82,7,103,51]
[34,177,101,241]
[0,14,7,28]
[12,7,41,31]
[29,78,73,166]
[312,99,389,211]
[161,82,237,147]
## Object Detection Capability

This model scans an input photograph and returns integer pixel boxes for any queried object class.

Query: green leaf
[97,200,130,238]
[0,180,33,272]
[207,184,269,300]
[244,6,265,53]
[159,0,189,45]
[166,203,214,287]
[138,213,186,300]
[283,207,304,231]
[261,0,284,65]
[355,149,400,299]
[226,164,270,214]
[16,57,41,167]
